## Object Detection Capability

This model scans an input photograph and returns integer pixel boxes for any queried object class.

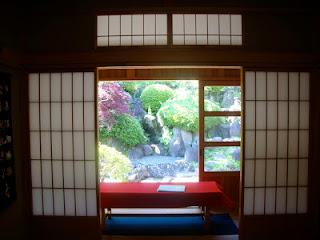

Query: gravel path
[135,155,184,165]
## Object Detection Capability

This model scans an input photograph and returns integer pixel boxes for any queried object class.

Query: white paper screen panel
[172,14,242,45]
[97,14,167,46]
[243,71,309,215]
[29,72,97,217]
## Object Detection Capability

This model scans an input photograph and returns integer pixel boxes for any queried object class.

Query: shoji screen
[29,72,97,216]
[97,14,167,46]
[172,14,242,45]
[243,71,309,215]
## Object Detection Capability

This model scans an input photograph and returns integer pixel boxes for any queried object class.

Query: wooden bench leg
[201,206,205,219]
[107,208,112,219]
[100,208,106,230]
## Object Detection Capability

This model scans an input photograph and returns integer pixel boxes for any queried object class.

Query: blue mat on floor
[105,214,238,235]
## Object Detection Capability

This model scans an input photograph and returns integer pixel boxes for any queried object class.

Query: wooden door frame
[198,78,242,179]
[97,65,242,218]
[21,65,317,240]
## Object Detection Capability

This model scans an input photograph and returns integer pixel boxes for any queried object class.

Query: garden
[98,81,241,183]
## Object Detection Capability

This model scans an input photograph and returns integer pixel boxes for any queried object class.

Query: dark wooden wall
[0,0,319,239]
[22,13,312,53]
[0,65,29,240]
[13,0,315,54]
[0,3,19,50]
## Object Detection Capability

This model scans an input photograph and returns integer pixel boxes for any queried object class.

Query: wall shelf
[0,72,16,211]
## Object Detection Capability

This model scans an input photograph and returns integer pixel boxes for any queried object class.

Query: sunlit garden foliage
[99,145,132,182]
[98,82,132,128]
[140,84,174,113]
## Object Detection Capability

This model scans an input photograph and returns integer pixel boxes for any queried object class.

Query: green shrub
[204,100,225,131]
[99,145,132,182]
[99,127,109,143]
[107,114,147,148]
[121,81,137,95]
[204,147,240,171]
[140,84,174,113]
[157,96,221,133]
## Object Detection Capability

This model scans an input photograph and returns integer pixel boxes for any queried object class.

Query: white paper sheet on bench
[157,185,185,192]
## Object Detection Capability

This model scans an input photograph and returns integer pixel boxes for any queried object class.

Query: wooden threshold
[108,207,202,215]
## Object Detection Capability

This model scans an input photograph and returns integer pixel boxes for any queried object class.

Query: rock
[129,165,150,181]
[204,161,216,172]
[137,166,150,180]
[213,153,225,160]
[146,164,168,178]
[181,130,193,148]
[175,159,189,172]
[169,128,185,157]
[212,124,231,139]
[222,90,234,108]
[128,174,138,182]
[144,113,157,128]
[146,160,191,178]
[230,118,241,137]
[131,98,146,120]
[150,144,165,155]
[143,145,153,156]
[229,98,241,111]
[232,148,241,161]
[184,144,198,162]
[129,155,195,181]
[192,133,199,145]
[212,137,222,141]
[188,164,195,172]
[105,137,127,153]
[161,177,174,182]
[128,146,144,161]
[142,113,162,143]
[221,124,231,138]
[169,138,185,157]
[223,138,233,142]
[172,128,181,137]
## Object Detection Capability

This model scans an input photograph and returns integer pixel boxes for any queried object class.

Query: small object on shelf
[5,151,12,161]
[157,184,186,192]
[4,101,9,111]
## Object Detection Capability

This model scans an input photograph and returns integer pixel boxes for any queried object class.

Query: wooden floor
[102,208,239,240]
[103,235,238,240]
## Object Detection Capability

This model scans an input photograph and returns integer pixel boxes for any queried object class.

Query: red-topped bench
[100,181,233,227]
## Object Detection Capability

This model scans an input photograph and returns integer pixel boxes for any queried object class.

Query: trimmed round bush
[121,81,137,95]
[140,84,174,113]
[108,114,147,148]
[99,145,132,182]
[157,97,221,133]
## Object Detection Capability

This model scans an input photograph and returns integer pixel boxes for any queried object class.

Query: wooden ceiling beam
[97,67,241,81]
